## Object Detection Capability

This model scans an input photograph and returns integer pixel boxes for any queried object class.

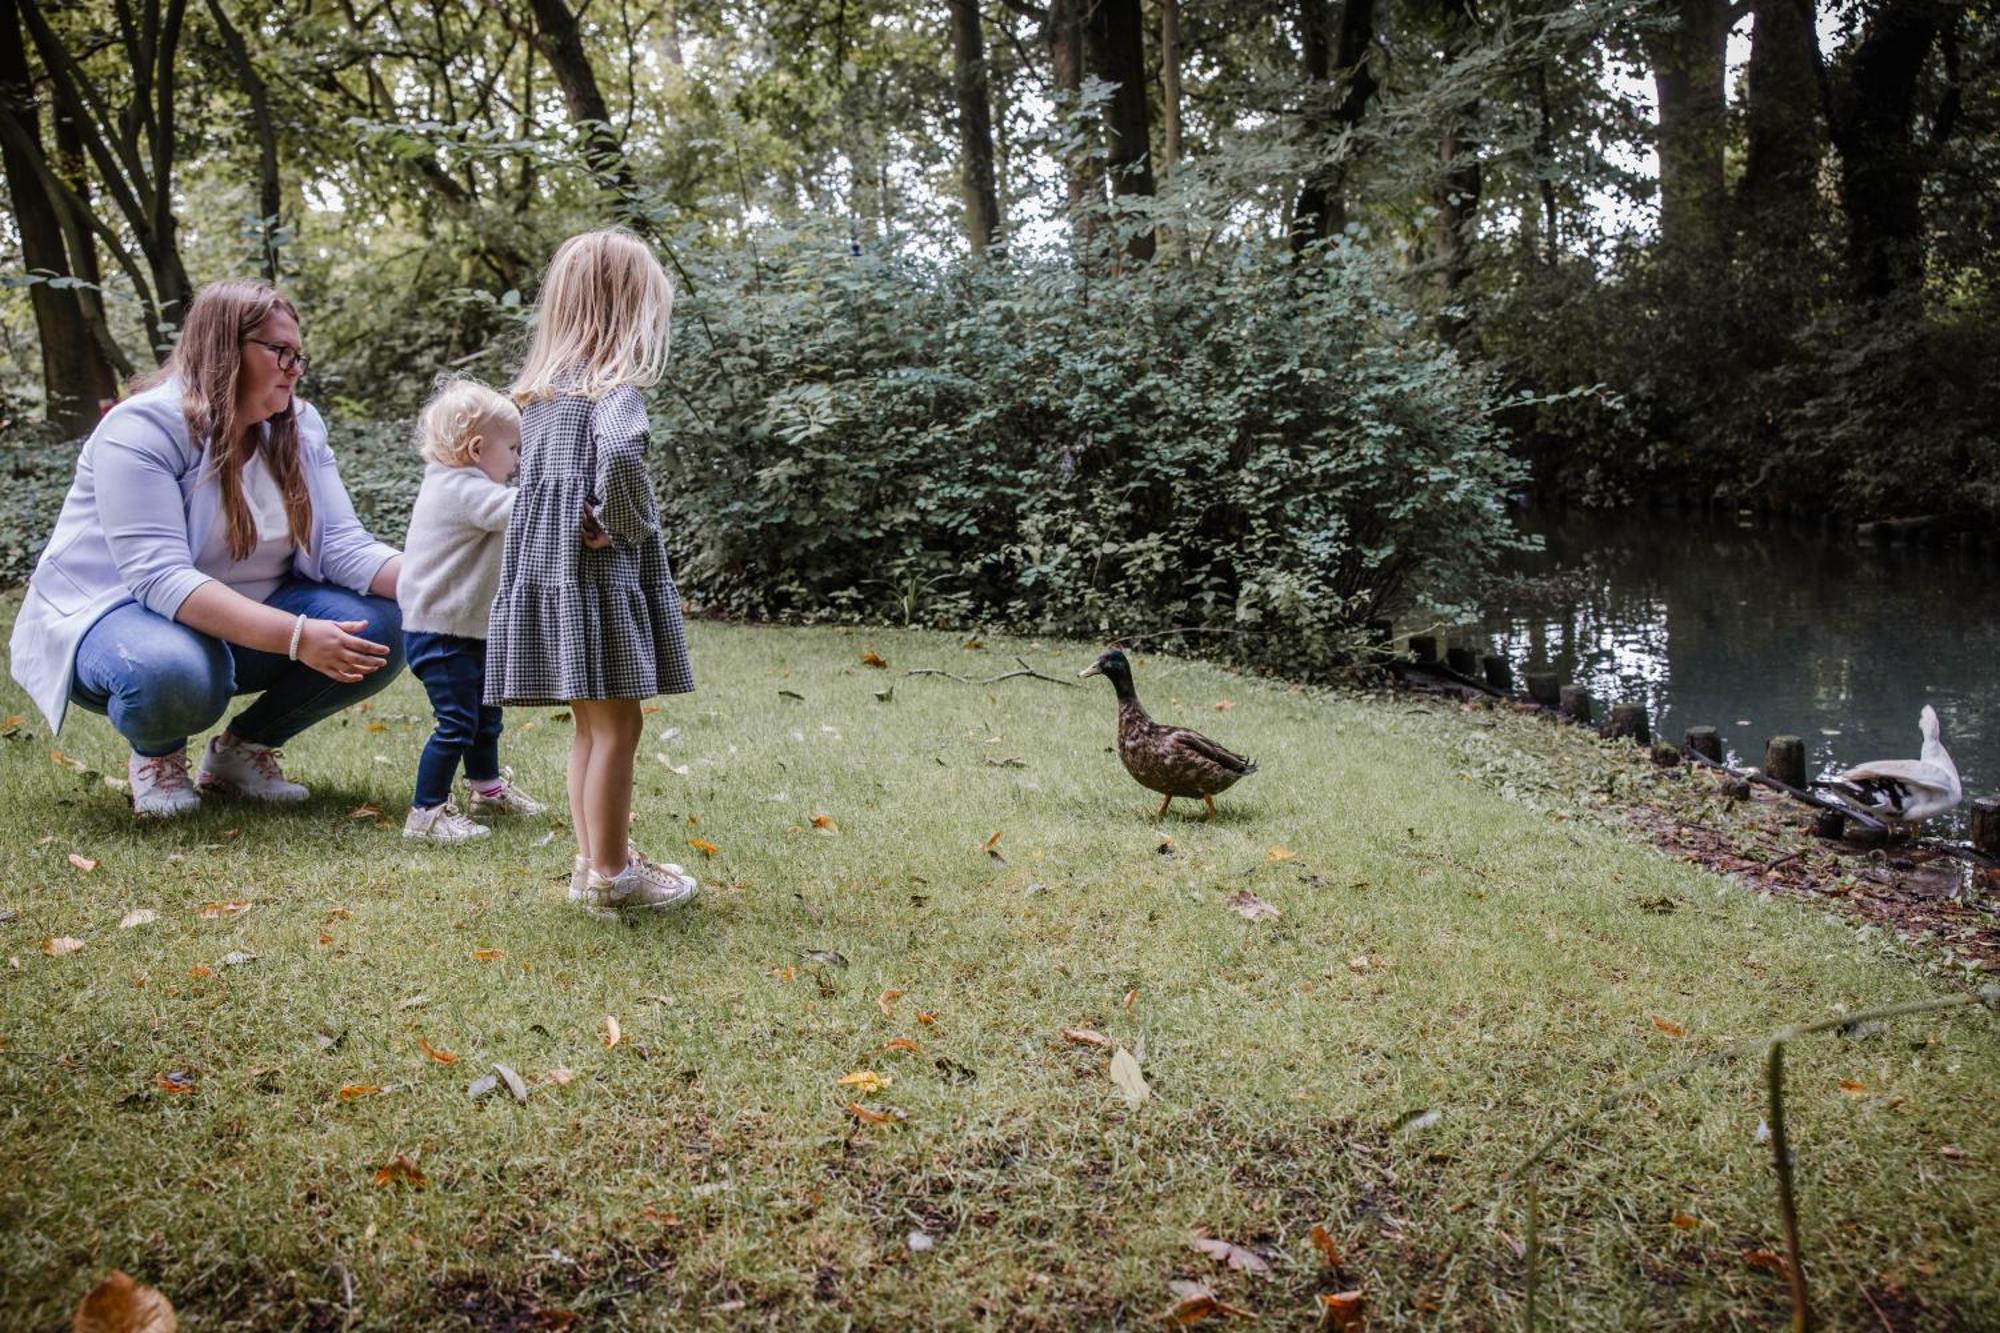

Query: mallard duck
[1823,704,1962,827]
[1079,649,1258,818]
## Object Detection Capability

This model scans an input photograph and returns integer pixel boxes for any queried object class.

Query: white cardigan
[398,464,515,640]
[7,381,399,733]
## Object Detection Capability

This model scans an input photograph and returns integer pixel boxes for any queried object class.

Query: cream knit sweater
[398,464,515,639]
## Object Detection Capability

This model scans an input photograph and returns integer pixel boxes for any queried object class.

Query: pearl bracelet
[287,613,308,661]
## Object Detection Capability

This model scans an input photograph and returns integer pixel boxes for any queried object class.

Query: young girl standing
[486,229,697,915]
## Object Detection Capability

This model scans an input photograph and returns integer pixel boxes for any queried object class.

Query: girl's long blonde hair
[510,228,674,402]
[134,278,313,560]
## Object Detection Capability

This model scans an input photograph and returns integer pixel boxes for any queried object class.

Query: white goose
[1825,705,1962,827]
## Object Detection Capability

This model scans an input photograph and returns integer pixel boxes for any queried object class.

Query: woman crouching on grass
[7,279,404,817]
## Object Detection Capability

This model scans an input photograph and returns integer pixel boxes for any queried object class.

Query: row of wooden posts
[1381,625,2000,860]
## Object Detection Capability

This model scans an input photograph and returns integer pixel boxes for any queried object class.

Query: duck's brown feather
[1116,701,1259,799]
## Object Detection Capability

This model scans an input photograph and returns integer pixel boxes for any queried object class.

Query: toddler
[399,378,547,841]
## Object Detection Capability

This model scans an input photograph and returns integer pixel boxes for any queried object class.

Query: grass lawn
[2,607,1995,1329]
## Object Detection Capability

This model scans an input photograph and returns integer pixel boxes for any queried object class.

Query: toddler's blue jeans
[404,630,503,809]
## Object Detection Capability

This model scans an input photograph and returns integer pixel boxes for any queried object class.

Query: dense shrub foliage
[651,234,1528,668]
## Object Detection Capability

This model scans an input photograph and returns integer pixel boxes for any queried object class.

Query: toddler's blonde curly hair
[416,376,516,466]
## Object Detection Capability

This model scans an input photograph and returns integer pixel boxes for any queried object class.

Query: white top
[398,463,515,639]
[192,449,296,603]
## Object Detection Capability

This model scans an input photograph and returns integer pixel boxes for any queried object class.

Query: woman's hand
[296,618,392,683]
[580,503,613,550]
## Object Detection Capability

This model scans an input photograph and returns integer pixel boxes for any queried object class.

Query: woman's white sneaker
[196,734,309,802]
[404,802,491,843]
[129,749,201,818]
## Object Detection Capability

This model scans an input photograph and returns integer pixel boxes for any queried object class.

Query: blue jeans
[70,580,405,758]
[405,631,503,809]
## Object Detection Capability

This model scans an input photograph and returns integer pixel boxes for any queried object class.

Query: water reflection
[1477,510,1998,834]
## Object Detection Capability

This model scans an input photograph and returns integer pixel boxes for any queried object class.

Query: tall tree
[19,0,194,356]
[1291,0,1333,249]
[948,0,1003,253]
[1432,0,1484,321]
[1086,0,1156,260]
[1825,0,1946,302]
[519,0,638,202]
[1738,0,1823,245]
[205,0,283,280]
[1294,0,1377,247]
[0,0,120,430]
[1645,0,1730,258]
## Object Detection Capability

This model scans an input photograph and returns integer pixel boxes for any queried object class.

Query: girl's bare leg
[573,698,642,878]
[568,704,595,867]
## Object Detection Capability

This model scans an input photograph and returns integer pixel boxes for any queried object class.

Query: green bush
[654,231,1530,672]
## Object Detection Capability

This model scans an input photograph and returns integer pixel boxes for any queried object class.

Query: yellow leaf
[364,722,388,733]
[197,901,253,920]
[811,814,838,832]
[983,830,1003,852]
[845,1101,905,1125]
[1670,1213,1699,1230]
[339,1084,384,1100]
[1742,1249,1788,1277]
[67,853,99,873]
[71,1269,177,1333]
[49,748,91,773]
[470,947,506,962]
[837,1070,891,1094]
[883,1037,924,1054]
[915,1010,938,1026]
[1123,988,1139,1012]
[348,803,381,819]
[1318,1289,1365,1332]
[768,966,797,982]
[1651,1014,1687,1038]
[317,932,335,948]
[877,988,902,1016]
[602,1014,622,1049]
[186,965,213,979]
[687,838,719,857]
[1309,1223,1342,1267]
[1838,1078,1870,1095]
[419,1038,458,1065]
[1061,1027,1111,1048]
[861,650,889,668]
[1266,846,1296,863]
[41,936,86,957]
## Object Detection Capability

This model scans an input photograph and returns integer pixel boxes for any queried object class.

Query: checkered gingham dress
[484,385,694,707]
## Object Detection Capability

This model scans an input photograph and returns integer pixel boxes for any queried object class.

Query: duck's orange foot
[1156,793,1174,819]
[1203,795,1218,820]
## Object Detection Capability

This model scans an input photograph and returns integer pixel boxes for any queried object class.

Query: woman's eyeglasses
[245,338,309,374]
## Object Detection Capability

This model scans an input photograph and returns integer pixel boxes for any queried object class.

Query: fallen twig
[903,657,1078,688]
[1683,747,1889,835]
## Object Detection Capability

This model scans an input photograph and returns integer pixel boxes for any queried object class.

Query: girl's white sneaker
[403,802,491,843]
[578,855,697,915]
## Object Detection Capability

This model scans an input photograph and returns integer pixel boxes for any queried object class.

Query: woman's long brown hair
[133,279,313,560]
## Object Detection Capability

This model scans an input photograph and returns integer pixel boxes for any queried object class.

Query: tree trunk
[1646,0,1729,259]
[1432,0,1482,332]
[1826,0,1938,302]
[1319,0,1377,240]
[1739,0,1823,246]
[523,0,636,199]
[1159,0,1181,179]
[206,0,283,280]
[1085,0,1155,261]
[1291,0,1333,250]
[947,0,1003,254]
[0,0,119,430]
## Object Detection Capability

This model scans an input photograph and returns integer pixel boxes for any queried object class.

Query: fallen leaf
[1309,1223,1342,1267]
[811,814,838,832]
[67,853,99,873]
[845,1101,906,1125]
[602,1015,622,1049]
[801,949,848,969]
[118,909,157,929]
[861,650,889,668]
[397,993,430,1010]
[1163,1284,1252,1324]
[1940,1145,1968,1161]
[1318,1289,1365,1332]
[1224,890,1280,922]
[197,901,253,919]
[1123,988,1138,1011]
[339,1084,384,1100]
[768,965,797,982]
[877,988,903,1016]
[1110,1047,1149,1105]
[1671,1213,1699,1230]
[186,965,213,979]
[883,1037,924,1054]
[1062,1028,1112,1048]
[471,948,506,962]
[326,907,352,921]
[348,803,381,819]
[466,1074,499,1101]
[1742,1249,1789,1277]
[1190,1231,1272,1275]
[1266,845,1296,863]
[1213,699,1235,711]
[49,748,92,773]
[419,1039,458,1065]
[1394,1107,1442,1134]
[915,1009,938,1026]
[71,1269,177,1333]
[643,1206,680,1225]
[0,714,21,737]
[364,722,387,733]
[546,1067,575,1086]
[838,1070,892,1094]
[154,1071,195,1095]
[687,838,718,857]
[1651,1014,1687,1038]
[372,1153,425,1187]
[41,936,86,957]
[494,1062,528,1103]
[317,932,335,947]
[1838,1078,1870,1095]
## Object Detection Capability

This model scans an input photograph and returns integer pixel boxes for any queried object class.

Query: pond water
[1477,508,1998,835]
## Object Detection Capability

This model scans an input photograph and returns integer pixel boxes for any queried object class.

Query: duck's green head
[1078,649,1135,696]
